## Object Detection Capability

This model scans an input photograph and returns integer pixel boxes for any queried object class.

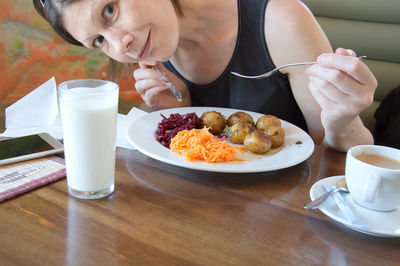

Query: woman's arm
[264,0,376,151]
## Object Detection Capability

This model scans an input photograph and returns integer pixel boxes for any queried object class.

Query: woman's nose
[107,28,133,54]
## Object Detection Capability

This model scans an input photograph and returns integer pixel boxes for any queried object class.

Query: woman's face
[62,0,180,63]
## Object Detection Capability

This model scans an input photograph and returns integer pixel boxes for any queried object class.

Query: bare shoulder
[264,0,332,69]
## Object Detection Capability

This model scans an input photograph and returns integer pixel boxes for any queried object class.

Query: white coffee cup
[345,145,400,212]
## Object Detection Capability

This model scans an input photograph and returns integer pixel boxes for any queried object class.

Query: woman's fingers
[134,76,168,93]
[133,63,186,107]
[133,61,189,108]
[305,49,378,127]
[141,85,171,107]
[336,47,356,56]
[308,80,337,111]
[306,64,373,106]
[307,67,373,110]
[138,61,157,69]
[308,75,345,105]
[315,53,376,87]
[134,67,169,106]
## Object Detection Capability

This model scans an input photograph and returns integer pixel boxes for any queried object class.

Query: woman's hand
[134,61,190,109]
[305,48,377,149]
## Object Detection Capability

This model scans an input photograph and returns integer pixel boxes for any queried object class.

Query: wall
[0,0,142,104]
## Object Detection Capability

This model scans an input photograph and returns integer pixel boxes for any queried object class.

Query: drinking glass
[58,79,119,199]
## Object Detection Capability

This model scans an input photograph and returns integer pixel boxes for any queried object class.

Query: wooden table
[1,144,399,265]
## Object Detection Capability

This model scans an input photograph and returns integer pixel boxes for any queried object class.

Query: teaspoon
[304,178,349,210]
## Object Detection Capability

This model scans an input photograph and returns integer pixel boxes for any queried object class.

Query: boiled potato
[201,111,226,134]
[227,112,254,127]
[244,130,272,154]
[264,126,285,148]
[256,115,281,131]
[227,121,254,144]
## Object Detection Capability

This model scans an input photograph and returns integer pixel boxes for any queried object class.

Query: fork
[231,55,367,79]
[153,66,182,102]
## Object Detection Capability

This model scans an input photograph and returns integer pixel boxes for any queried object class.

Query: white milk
[59,86,118,193]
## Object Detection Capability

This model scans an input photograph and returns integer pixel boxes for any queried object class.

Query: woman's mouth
[139,31,151,59]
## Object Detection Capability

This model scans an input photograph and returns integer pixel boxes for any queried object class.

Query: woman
[33,0,377,152]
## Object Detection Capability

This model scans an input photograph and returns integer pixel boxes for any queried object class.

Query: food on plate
[170,128,244,163]
[256,115,281,131]
[244,130,272,154]
[226,121,255,144]
[155,112,203,148]
[227,112,254,127]
[255,115,285,148]
[264,126,285,148]
[156,110,285,158]
[200,111,226,134]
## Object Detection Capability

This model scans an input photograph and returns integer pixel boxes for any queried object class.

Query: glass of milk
[58,79,119,199]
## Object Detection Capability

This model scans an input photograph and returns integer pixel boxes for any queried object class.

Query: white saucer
[310,175,400,237]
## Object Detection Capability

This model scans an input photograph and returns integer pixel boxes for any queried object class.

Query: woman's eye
[93,36,105,48]
[102,3,115,20]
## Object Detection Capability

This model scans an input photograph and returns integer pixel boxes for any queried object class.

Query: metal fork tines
[231,55,367,79]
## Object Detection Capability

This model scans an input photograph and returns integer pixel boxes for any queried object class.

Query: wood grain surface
[1,143,400,266]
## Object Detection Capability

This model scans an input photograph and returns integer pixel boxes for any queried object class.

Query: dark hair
[33,0,82,46]
[33,0,183,46]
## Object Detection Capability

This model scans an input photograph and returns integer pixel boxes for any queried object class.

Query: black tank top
[163,0,308,131]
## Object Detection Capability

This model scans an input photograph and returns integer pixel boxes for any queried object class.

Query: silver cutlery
[231,56,367,79]
[304,177,349,210]
[153,66,182,102]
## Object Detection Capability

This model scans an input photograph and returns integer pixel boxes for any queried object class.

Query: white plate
[127,107,314,173]
[310,175,400,237]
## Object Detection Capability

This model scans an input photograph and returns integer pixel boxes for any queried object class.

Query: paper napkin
[322,184,369,229]
[6,77,59,128]
[2,77,63,139]
[1,77,148,150]
[116,107,147,150]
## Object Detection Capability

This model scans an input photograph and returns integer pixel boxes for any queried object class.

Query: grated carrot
[170,128,244,163]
